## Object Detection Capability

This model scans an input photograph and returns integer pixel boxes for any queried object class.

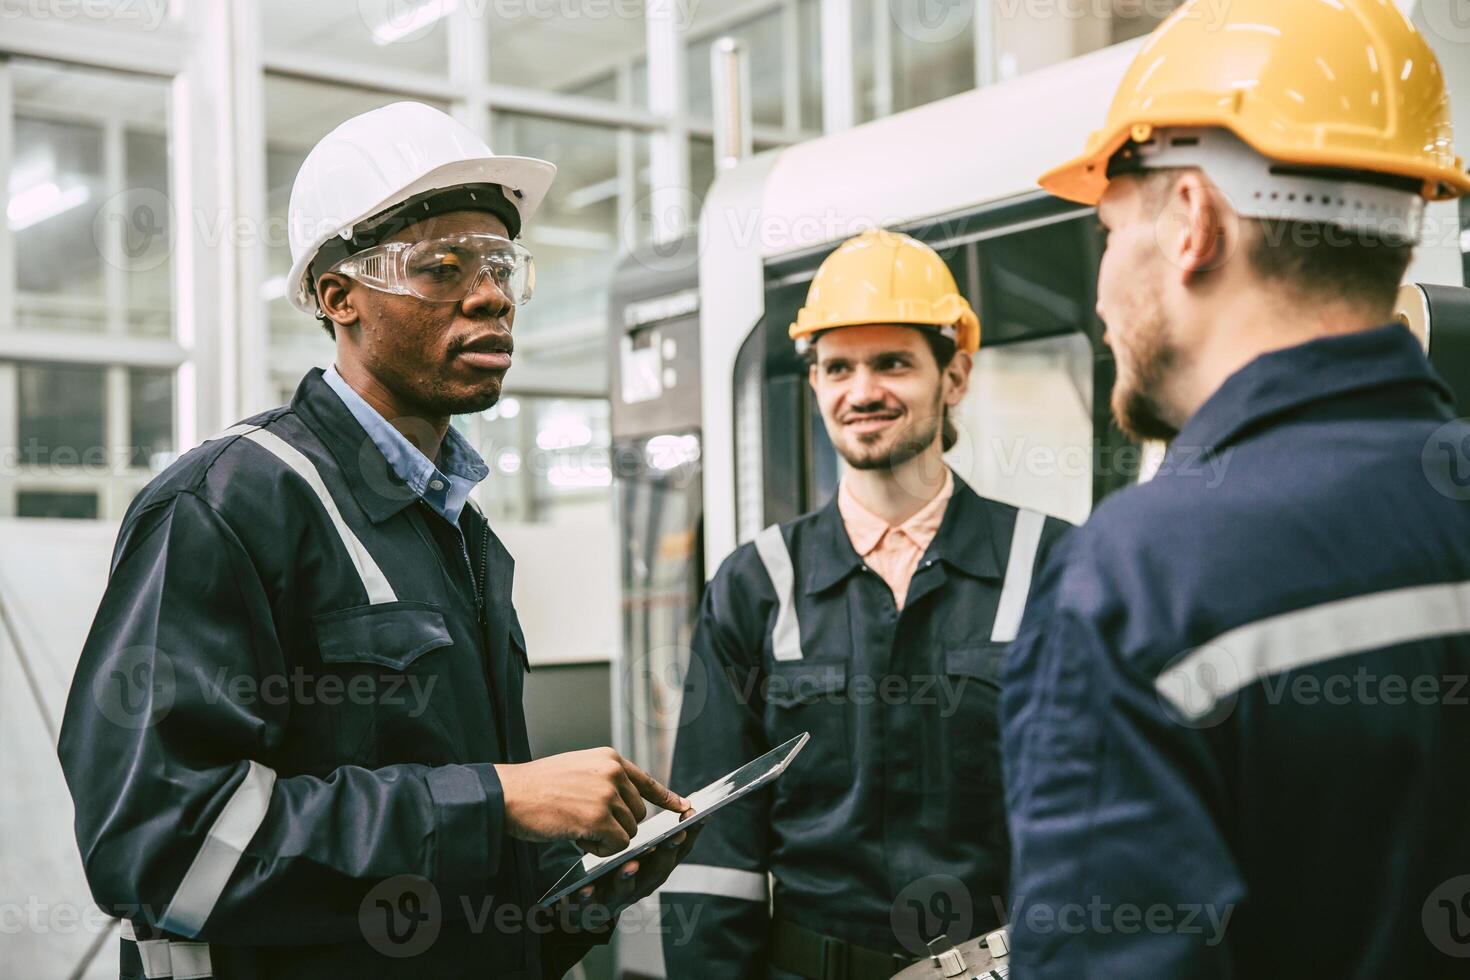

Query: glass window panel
[16,362,106,468]
[487,0,649,102]
[260,0,450,75]
[123,129,172,338]
[690,135,716,209]
[492,113,650,344]
[7,59,171,338]
[890,0,975,113]
[631,57,649,109]
[992,0,1182,82]
[262,77,449,353]
[798,0,822,131]
[952,332,1094,525]
[128,368,173,470]
[686,9,786,129]
[10,115,105,332]
[16,490,99,520]
[854,1,880,123]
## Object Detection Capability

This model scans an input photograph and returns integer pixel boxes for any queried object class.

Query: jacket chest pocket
[935,643,1006,796]
[312,601,456,767]
[764,659,853,796]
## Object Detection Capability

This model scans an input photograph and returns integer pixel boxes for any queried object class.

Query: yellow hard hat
[790,229,980,354]
[1040,0,1470,206]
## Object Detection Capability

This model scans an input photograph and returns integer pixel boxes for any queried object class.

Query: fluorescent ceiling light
[372,0,458,45]
[8,182,91,232]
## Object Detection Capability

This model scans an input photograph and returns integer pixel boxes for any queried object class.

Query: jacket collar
[1172,323,1452,459]
[802,470,1001,594]
[290,368,423,525]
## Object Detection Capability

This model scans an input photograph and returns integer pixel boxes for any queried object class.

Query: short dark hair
[1141,169,1413,312]
[1244,219,1413,312]
[920,330,960,453]
[316,304,336,339]
[805,326,961,452]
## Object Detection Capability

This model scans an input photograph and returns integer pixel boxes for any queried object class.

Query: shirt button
[430,479,445,491]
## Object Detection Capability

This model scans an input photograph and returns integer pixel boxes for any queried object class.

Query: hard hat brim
[289,154,557,313]
[1041,114,1470,209]
[790,311,981,355]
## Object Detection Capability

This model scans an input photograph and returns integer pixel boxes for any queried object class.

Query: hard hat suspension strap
[1109,127,1426,244]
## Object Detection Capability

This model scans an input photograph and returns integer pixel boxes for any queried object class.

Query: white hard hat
[286,101,556,313]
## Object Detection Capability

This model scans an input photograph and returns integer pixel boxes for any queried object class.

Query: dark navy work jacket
[663,475,1070,977]
[58,369,598,979]
[1003,324,1470,978]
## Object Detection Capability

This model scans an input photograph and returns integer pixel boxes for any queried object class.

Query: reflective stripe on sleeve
[160,761,277,938]
[990,508,1046,643]
[660,864,769,902]
[754,524,803,661]
[242,427,397,605]
[1157,579,1470,721]
[167,941,213,980]
[120,919,174,979]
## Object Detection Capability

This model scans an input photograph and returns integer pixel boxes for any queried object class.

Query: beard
[1108,279,1184,443]
[421,374,504,416]
[834,392,944,472]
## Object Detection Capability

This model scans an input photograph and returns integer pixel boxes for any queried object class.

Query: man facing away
[1003,1,1470,975]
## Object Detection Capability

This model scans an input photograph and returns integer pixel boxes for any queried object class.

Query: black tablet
[537,732,810,907]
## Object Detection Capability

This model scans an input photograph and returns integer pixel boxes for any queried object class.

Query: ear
[808,360,819,390]
[943,351,972,407]
[315,273,360,329]
[1169,172,1229,281]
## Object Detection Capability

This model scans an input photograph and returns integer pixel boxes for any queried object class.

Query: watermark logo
[1423,875,1470,958]
[1156,642,1240,729]
[622,645,705,730]
[93,646,175,730]
[360,875,442,958]
[1422,419,1470,502]
[890,0,974,45]
[0,0,170,31]
[357,0,454,44]
[998,894,1234,944]
[92,187,173,274]
[891,875,974,956]
[1420,0,1470,46]
[622,188,704,275]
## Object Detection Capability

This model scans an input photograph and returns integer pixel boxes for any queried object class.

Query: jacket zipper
[458,513,490,626]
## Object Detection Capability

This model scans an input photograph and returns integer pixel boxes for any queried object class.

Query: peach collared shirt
[837,469,954,609]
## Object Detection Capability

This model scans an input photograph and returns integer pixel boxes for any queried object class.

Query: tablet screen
[537,732,809,907]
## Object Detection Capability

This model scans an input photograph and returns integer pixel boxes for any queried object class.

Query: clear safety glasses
[328,233,536,306]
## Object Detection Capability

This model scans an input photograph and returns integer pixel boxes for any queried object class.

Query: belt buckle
[820,934,848,980]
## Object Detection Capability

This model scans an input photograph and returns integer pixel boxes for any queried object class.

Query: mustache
[840,402,902,422]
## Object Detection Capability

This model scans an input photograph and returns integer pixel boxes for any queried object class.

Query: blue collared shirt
[323,364,489,526]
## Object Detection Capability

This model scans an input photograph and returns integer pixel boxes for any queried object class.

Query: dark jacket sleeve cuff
[426,763,505,900]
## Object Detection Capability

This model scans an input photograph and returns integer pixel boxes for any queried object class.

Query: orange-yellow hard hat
[789,229,980,354]
[1040,0,1470,207]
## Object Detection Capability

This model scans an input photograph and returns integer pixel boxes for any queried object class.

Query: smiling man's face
[808,324,967,471]
[328,209,518,418]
